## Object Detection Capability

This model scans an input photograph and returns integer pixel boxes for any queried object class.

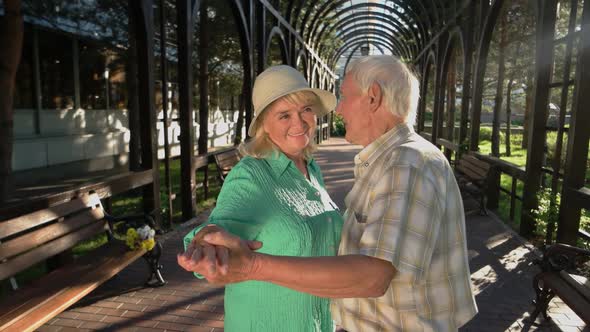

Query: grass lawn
[475,133,590,247]
[109,159,222,224]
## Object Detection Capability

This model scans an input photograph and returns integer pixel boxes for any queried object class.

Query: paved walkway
[40,138,587,332]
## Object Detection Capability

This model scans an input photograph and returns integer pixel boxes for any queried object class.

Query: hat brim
[247,87,337,137]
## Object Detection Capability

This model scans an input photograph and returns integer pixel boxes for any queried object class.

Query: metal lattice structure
[1,0,590,246]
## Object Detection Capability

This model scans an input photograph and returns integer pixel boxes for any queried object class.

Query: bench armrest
[537,243,590,272]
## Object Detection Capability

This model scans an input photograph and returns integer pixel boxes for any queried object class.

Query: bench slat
[456,163,485,183]
[540,272,590,323]
[458,159,488,179]
[0,194,100,240]
[0,242,146,332]
[560,271,590,302]
[0,221,108,281]
[0,208,104,261]
[463,155,490,171]
[214,149,240,182]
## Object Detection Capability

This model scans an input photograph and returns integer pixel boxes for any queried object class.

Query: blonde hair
[239,91,322,159]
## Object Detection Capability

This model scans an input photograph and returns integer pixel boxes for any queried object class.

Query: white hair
[346,55,420,127]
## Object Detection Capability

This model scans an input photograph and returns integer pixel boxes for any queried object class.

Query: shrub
[479,126,505,142]
[331,114,346,137]
[531,188,560,243]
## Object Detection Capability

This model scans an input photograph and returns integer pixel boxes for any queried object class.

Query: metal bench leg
[143,242,167,287]
[528,275,554,325]
[479,193,488,216]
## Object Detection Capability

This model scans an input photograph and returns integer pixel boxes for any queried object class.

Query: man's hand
[200,229,263,284]
[177,225,262,285]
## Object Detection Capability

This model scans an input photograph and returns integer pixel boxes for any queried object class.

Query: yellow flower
[126,228,139,250]
[141,238,156,251]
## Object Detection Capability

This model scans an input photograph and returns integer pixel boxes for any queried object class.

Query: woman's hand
[177,225,263,285]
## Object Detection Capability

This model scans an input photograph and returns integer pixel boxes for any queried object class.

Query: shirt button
[327,217,332,223]
[315,191,321,196]
[364,162,369,167]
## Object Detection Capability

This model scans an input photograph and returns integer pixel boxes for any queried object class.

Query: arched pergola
[2,0,590,248]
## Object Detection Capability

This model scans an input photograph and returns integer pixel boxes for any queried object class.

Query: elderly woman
[178,65,343,332]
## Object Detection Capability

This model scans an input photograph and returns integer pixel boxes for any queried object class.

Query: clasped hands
[177,224,263,285]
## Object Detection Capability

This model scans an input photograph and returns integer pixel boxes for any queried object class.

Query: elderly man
[179,55,477,331]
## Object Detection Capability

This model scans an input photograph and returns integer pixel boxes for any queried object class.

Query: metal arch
[309,6,422,63]
[265,26,290,65]
[226,0,251,48]
[334,29,406,57]
[320,70,329,89]
[333,29,411,60]
[440,26,465,82]
[438,26,465,143]
[417,50,438,132]
[333,35,395,61]
[295,47,310,79]
[333,23,414,60]
[330,38,396,68]
[341,41,388,74]
[420,50,438,100]
[331,36,398,65]
[388,0,436,33]
[345,41,386,55]
[324,73,332,88]
[414,1,474,62]
[309,1,428,51]
[415,0,443,48]
[330,35,399,65]
[469,0,507,151]
[257,0,335,77]
[333,36,394,61]
[396,0,436,36]
[316,12,420,57]
[311,64,321,88]
[288,0,323,64]
[304,0,428,45]
[191,0,200,22]
[294,0,320,36]
[333,22,415,59]
[284,0,308,64]
[304,1,427,50]
[295,49,308,71]
[318,11,421,49]
[285,0,302,27]
[424,0,443,27]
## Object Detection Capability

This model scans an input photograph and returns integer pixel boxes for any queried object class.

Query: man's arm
[255,253,395,298]
[199,230,396,298]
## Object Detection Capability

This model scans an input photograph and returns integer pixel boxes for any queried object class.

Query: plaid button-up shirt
[331,124,477,332]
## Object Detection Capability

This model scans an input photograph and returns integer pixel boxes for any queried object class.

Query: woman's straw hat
[249,65,337,137]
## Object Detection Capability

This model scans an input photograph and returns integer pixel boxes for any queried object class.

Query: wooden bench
[214,148,241,183]
[455,152,492,215]
[0,193,165,332]
[526,243,590,328]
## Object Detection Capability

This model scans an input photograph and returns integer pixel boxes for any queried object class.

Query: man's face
[336,75,372,146]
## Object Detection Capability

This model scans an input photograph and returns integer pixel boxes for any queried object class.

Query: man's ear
[368,82,383,113]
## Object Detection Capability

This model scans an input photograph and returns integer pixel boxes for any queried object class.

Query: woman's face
[262,97,317,158]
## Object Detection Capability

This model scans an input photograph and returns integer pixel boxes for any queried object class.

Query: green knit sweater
[184,151,343,332]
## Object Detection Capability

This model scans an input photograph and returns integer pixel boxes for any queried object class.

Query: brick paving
[40,138,587,331]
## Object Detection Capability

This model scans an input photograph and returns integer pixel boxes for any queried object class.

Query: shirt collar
[265,150,315,178]
[354,123,413,168]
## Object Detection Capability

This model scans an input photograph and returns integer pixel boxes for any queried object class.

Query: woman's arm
[179,160,264,277]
